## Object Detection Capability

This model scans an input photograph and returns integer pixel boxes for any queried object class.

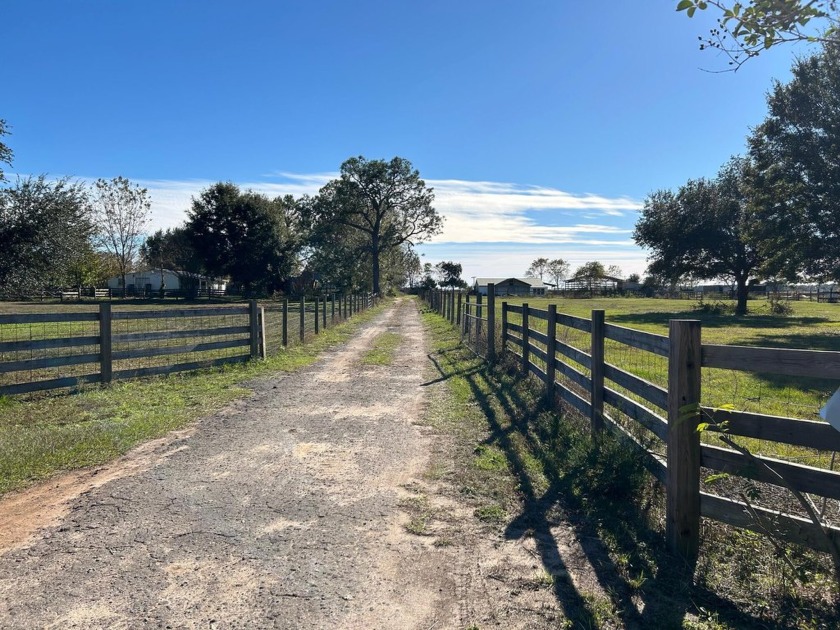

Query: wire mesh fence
[0,292,376,397]
[424,285,840,558]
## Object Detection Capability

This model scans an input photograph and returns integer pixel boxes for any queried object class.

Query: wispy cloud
[132,172,643,247]
[68,171,647,277]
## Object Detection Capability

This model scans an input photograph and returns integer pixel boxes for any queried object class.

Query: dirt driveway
[0,299,570,629]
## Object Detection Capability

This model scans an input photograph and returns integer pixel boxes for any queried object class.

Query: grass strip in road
[0,301,390,497]
[360,331,402,366]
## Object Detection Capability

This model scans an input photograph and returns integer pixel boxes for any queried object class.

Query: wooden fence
[0,292,376,397]
[426,289,497,361]
[426,284,840,562]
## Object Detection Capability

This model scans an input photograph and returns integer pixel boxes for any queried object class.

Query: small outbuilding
[106,269,225,296]
[473,277,547,297]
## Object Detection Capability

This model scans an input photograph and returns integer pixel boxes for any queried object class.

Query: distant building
[473,277,547,297]
[563,275,622,295]
[106,269,225,295]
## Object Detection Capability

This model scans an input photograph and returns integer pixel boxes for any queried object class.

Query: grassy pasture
[490,296,840,474]
[498,295,840,413]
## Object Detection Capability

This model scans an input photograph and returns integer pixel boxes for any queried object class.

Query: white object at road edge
[819,387,840,431]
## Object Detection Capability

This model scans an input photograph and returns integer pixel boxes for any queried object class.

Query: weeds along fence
[0,292,376,397]
[425,284,840,564]
[426,288,496,361]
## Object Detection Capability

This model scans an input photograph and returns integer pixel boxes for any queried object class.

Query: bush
[694,295,736,315]
[768,292,794,315]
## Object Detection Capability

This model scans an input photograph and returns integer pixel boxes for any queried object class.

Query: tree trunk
[735,276,749,315]
[371,237,381,295]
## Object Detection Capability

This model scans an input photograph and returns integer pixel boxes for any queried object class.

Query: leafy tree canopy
[572,261,606,279]
[92,176,151,291]
[526,257,550,280]
[606,264,623,279]
[634,157,761,314]
[0,176,93,295]
[435,260,465,288]
[747,41,840,281]
[141,227,202,276]
[677,0,838,69]
[187,183,301,294]
[310,156,442,294]
[546,258,570,288]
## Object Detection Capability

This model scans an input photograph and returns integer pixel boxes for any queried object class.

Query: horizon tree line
[0,153,442,298]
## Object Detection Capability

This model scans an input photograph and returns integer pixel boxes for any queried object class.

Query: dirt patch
[0,428,192,554]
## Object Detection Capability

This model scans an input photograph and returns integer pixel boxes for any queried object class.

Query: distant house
[473,277,547,297]
[106,269,225,295]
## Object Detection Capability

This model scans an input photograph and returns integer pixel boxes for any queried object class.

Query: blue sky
[2,1,816,280]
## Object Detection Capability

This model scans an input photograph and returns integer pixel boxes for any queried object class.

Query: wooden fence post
[476,292,483,341]
[99,303,112,384]
[521,303,529,376]
[322,295,327,329]
[259,305,267,359]
[331,293,336,323]
[464,292,471,337]
[457,292,463,327]
[546,304,557,403]
[501,301,508,354]
[314,296,320,334]
[282,298,288,348]
[666,319,702,562]
[299,296,305,342]
[590,310,605,434]
[487,284,496,363]
[249,300,260,359]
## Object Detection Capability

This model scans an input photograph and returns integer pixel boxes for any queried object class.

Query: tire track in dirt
[0,299,449,628]
[0,298,588,629]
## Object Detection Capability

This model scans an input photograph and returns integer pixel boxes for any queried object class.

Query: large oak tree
[186,183,301,294]
[310,156,442,294]
[747,41,840,282]
[634,157,761,315]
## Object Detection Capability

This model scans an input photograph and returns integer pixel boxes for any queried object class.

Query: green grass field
[463,295,840,474]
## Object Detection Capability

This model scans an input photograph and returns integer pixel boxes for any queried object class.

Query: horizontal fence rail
[0,292,377,396]
[428,283,840,563]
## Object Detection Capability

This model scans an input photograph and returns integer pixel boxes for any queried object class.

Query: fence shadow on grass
[427,341,801,628]
[421,351,484,387]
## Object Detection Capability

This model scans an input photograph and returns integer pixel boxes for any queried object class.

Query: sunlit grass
[360,331,401,366]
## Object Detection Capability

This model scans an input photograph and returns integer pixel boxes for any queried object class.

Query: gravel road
[0,298,578,629]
